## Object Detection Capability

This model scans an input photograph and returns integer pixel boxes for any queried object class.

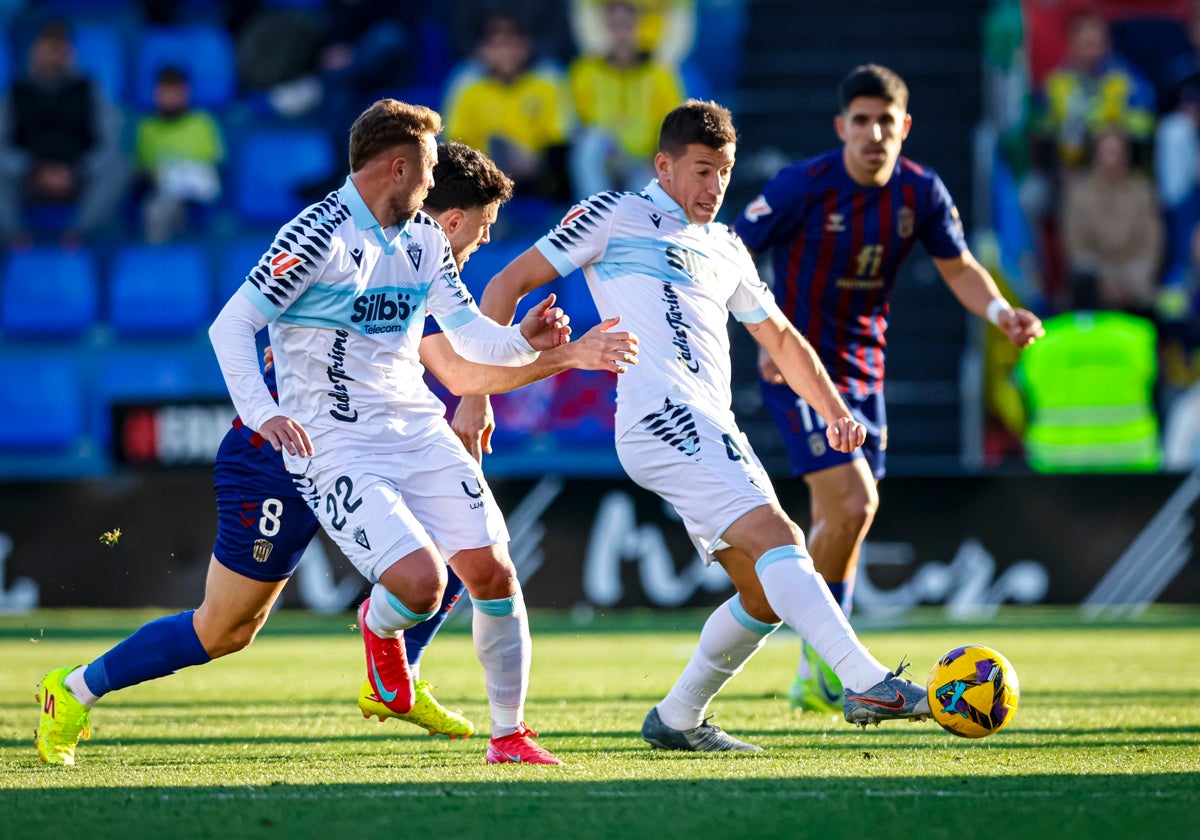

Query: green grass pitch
[2,607,1197,839]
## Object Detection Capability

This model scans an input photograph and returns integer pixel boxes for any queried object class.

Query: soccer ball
[926,645,1020,739]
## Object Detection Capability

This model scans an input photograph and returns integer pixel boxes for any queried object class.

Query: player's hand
[258,415,313,457]
[998,307,1044,349]
[758,345,784,384]
[262,346,274,372]
[453,394,494,462]
[519,293,572,350]
[826,416,866,453]
[570,316,638,373]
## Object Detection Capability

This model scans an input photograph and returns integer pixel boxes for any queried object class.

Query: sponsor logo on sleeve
[270,251,303,277]
[744,195,772,221]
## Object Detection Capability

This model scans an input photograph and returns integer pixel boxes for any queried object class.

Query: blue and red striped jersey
[734,149,967,397]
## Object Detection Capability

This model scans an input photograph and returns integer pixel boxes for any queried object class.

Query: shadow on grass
[0,773,1197,839]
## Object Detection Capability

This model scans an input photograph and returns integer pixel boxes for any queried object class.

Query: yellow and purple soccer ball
[926,645,1020,739]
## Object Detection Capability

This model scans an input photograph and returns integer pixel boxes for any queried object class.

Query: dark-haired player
[734,64,1042,713]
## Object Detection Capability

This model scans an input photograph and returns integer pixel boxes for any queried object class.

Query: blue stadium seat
[92,346,215,447]
[134,24,235,110]
[0,352,84,451]
[233,129,335,224]
[73,22,127,102]
[108,244,210,336]
[0,32,10,92]
[215,238,269,312]
[1,247,99,339]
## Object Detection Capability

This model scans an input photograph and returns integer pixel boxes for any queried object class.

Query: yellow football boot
[358,678,474,738]
[35,666,91,766]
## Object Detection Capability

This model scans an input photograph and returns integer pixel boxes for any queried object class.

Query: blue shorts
[211,421,321,582]
[760,381,887,480]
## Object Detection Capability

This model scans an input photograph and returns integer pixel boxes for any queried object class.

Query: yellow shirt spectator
[444,71,569,159]
[569,55,682,159]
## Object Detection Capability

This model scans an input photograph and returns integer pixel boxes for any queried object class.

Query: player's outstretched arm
[745,312,865,453]
[422,316,637,397]
[428,318,637,461]
[478,246,562,324]
[933,252,1045,348]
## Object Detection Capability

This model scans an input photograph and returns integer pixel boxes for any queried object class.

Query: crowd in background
[985,0,1200,471]
[1,0,1197,475]
[0,0,701,249]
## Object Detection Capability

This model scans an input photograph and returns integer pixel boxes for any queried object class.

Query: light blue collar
[644,179,703,229]
[338,175,410,254]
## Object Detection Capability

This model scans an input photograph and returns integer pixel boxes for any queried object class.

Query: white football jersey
[535,180,779,435]
[237,178,482,451]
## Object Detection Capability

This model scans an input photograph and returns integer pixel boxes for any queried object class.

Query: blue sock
[404,567,466,671]
[827,581,852,617]
[83,610,212,697]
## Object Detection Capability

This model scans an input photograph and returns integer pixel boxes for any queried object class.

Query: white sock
[796,585,852,680]
[472,589,530,739]
[757,545,888,692]
[366,584,429,636]
[64,666,99,707]
[656,597,780,731]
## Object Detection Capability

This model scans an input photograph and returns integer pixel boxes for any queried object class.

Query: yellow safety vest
[1017,311,1161,472]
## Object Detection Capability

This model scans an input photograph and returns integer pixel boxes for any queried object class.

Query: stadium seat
[134,24,236,110]
[0,353,84,450]
[215,238,270,313]
[73,21,127,102]
[233,129,336,224]
[108,244,210,337]
[92,346,215,448]
[0,31,10,91]
[0,247,99,339]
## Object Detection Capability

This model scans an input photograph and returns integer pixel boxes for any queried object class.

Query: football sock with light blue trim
[756,545,887,692]
[656,596,780,731]
[797,580,851,680]
[404,567,466,677]
[79,610,212,702]
[471,588,530,738]
[366,583,435,636]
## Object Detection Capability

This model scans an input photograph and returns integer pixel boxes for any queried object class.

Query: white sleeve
[443,314,540,367]
[208,293,279,430]
[728,236,780,324]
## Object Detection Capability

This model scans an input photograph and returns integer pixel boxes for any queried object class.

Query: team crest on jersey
[353,526,370,550]
[406,243,423,270]
[270,251,303,278]
[826,213,846,233]
[808,431,827,457]
[252,539,273,563]
[560,205,588,227]
[897,207,915,238]
[744,194,772,222]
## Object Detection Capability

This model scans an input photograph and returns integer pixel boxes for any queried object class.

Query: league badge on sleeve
[744,194,772,221]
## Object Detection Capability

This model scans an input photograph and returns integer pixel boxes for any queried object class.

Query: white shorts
[617,401,778,563]
[286,424,509,583]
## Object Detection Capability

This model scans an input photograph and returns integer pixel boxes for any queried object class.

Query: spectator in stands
[443,14,572,204]
[258,1,412,121]
[134,66,225,244]
[570,0,695,67]
[568,1,684,196]
[0,21,128,247]
[1019,11,1156,292]
[1035,12,1156,168]
[448,0,574,67]
[1063,127,1163,315]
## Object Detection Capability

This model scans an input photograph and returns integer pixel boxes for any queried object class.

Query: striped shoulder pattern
[248,195,350,308]
[542,189,626,256]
